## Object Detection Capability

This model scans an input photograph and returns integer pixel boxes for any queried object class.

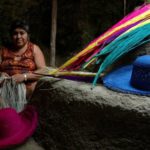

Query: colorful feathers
[48,4,150,86]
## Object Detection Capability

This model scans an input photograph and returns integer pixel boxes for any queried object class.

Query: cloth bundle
[0,78,27,112]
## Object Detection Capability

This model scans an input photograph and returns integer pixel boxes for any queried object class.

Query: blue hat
[103,55,150,96]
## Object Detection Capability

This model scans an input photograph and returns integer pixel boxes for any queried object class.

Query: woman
[0,20,46,99]
[0,20,46,149]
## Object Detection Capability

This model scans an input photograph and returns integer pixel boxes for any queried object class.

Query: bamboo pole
[124,0,126,16]
[50,0,57,67]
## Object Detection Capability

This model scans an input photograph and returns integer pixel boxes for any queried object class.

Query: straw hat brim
[103,65,150,96]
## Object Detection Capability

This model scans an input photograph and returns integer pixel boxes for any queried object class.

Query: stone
[31,77,150,150]
[10,138,44,150]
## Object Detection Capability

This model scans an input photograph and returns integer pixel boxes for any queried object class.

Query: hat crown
[133,55,150,67]
[130,55,150,90]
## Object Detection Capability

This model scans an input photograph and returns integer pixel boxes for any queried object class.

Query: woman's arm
[0,48,9,77]
[24,44,46,81]
[33,44,46,69]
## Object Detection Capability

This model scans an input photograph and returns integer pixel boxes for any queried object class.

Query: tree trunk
[124,0,126,16]
[50,0,57,67]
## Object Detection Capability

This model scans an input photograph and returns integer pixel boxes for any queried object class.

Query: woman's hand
[1,72,9,77]
[0,72,10,85]
[11,74,26,83]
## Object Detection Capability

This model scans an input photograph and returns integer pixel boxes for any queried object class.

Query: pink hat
[0,105,38,149]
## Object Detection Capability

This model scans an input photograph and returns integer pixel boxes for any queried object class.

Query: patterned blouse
[0,42,36,76]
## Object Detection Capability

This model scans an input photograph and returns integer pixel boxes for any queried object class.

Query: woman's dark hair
[9,19,30,35]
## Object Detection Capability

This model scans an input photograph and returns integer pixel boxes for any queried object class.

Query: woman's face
[12,28,28,48]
